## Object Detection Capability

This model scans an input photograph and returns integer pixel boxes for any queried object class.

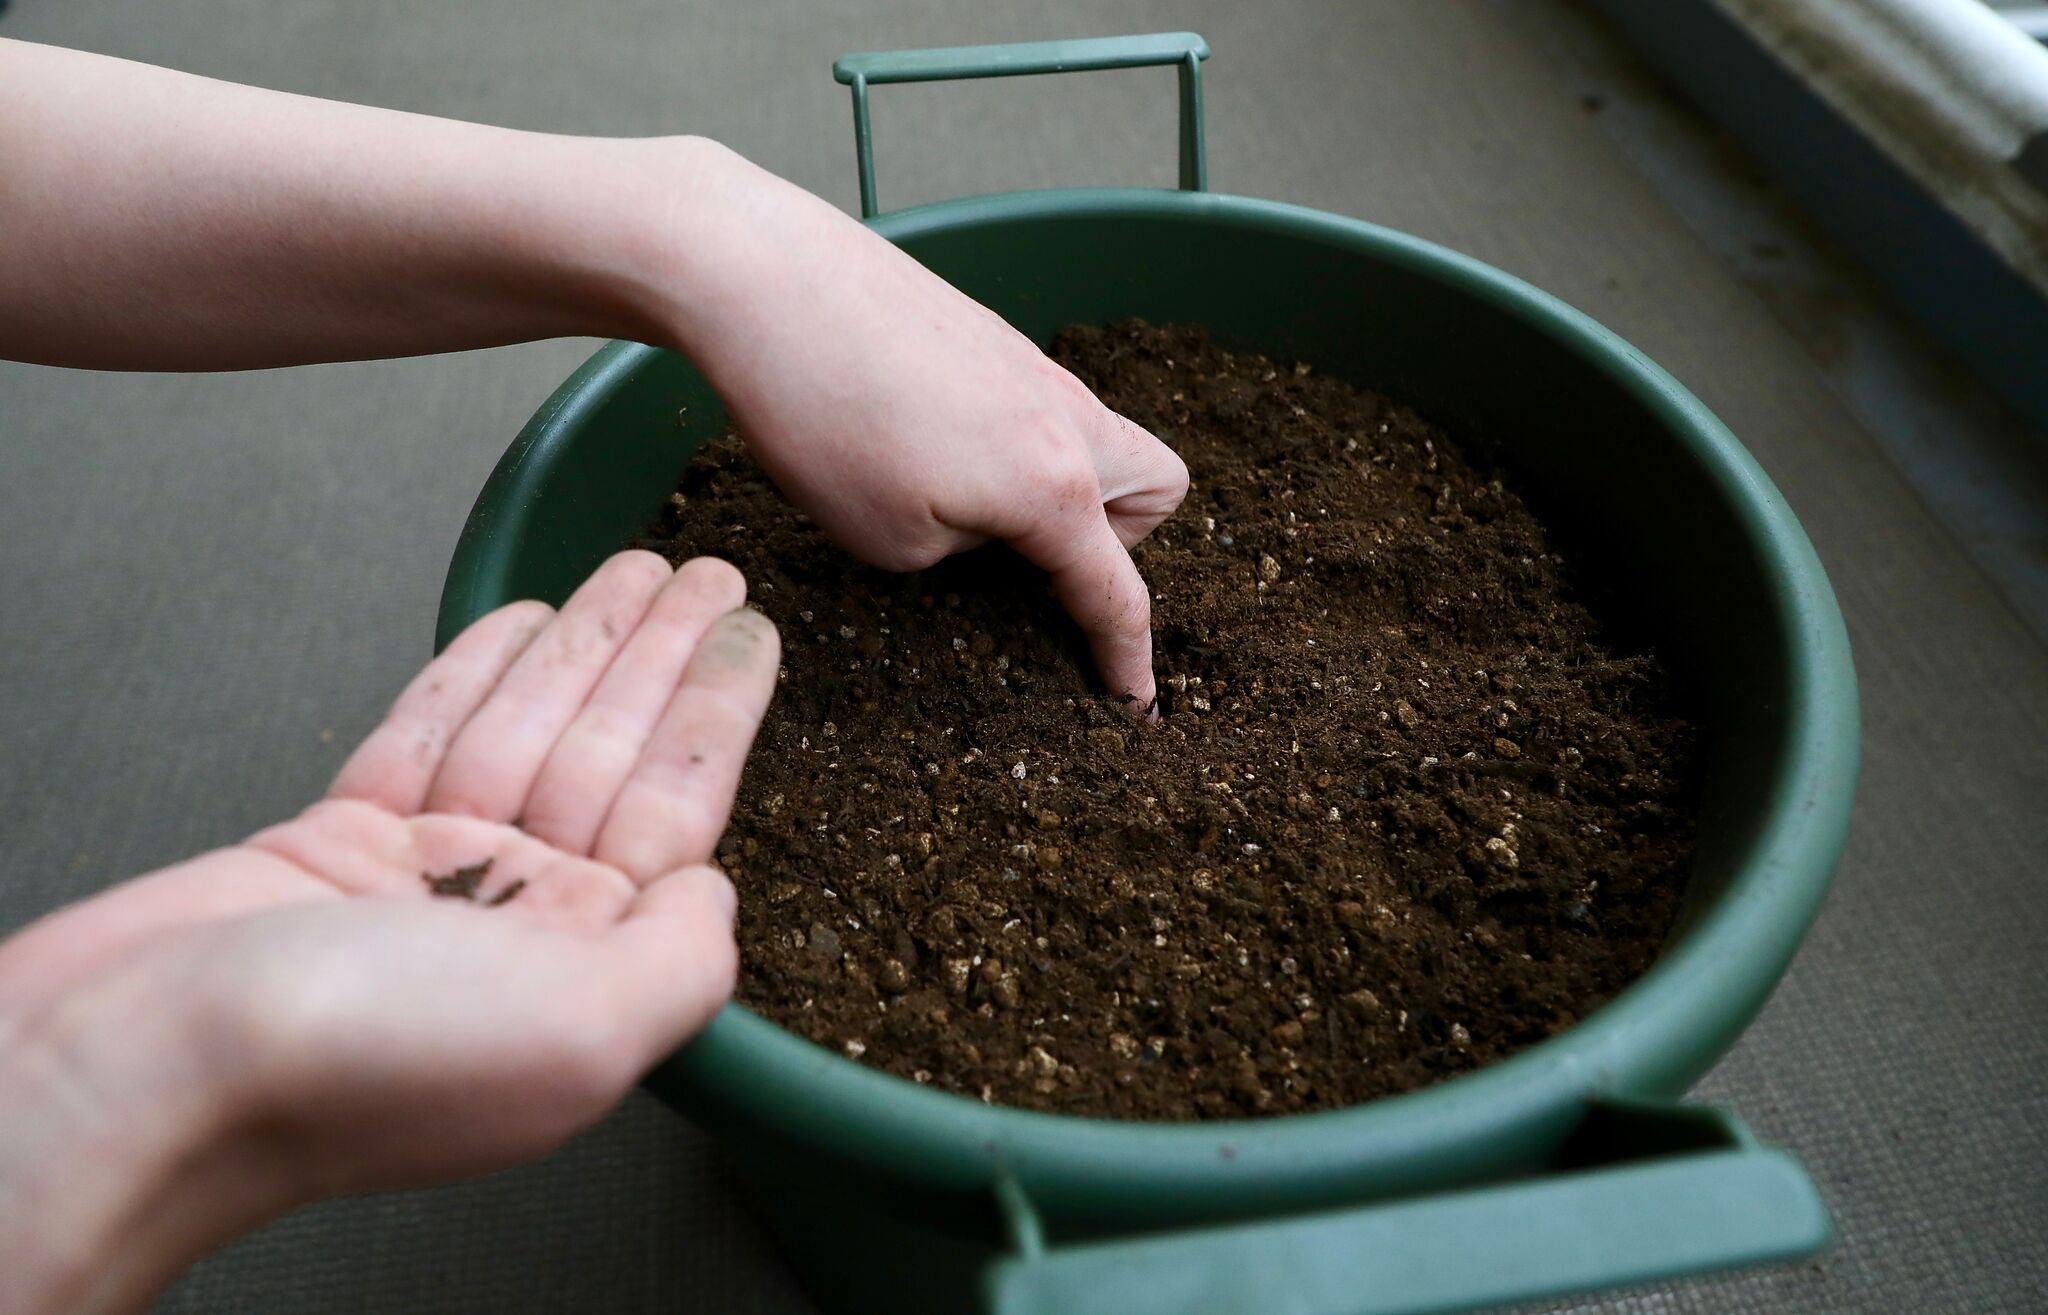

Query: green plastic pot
[437,33,1859,1315]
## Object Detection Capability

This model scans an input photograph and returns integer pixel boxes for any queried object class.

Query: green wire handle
[833,32,1211,219]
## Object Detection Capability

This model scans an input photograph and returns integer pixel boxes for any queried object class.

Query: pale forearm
[0,38,737,370]
[0,974,277,1315]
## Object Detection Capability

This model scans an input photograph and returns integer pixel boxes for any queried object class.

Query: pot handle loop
[985,1100,1830,1315]
[833,32,1211,219]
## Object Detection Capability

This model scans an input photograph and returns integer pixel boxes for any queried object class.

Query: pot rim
[449,185,1859,1199]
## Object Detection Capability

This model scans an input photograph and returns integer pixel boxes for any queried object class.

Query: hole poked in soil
[636,321,1696,1120]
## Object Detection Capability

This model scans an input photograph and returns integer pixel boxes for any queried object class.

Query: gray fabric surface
[1,1,2042,1311]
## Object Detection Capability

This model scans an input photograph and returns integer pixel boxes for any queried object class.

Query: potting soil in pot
[636,321,1696,1120]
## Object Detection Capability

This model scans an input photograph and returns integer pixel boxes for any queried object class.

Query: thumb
[598,865,740,1071]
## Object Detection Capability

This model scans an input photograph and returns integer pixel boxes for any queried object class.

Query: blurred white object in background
[1985,2,2048,42]
[1731,0,2048,295]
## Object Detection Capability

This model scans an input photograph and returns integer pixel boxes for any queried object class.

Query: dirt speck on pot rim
[639,320,1697,1121]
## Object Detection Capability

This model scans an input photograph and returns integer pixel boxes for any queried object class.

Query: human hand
[652,143,1189,714]
[0,40,1182,709]
[0,551,777,1315]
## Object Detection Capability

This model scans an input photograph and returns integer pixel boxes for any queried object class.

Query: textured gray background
[1,1,2044,1312]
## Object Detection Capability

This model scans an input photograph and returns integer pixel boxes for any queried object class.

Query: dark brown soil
[421,859,525,907]
[637,321,1696,1120]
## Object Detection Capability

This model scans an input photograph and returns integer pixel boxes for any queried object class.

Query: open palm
[0,551,777,1202]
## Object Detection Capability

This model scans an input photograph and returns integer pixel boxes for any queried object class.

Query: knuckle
[1161,446,1191,497]
[696,686,768,745]
[1043,455,1099,509]
[1113,584,1153,629]
[1041,360,1097,407]
[570,701,644,753]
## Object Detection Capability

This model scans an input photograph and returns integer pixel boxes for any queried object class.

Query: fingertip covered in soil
[637,320,1696,1121]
